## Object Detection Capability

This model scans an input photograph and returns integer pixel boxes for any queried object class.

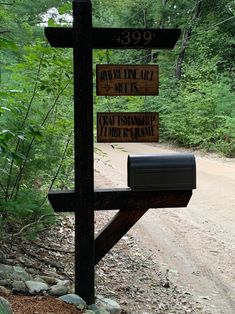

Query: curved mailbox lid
[127,153,196,191]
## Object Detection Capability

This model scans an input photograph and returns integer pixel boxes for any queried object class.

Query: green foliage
[1,0,235,238]
[1,190,50,225]
[1,35,73,236]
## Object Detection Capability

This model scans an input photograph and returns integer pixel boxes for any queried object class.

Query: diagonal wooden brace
[48,188,192,263]
[95,209,148,265]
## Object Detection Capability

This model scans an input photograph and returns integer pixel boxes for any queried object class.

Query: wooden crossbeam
[48,189,192,265]
[48,189,192,212]
[44,27,181,49]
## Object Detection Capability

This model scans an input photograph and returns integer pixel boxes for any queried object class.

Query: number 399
[120,30,154,46]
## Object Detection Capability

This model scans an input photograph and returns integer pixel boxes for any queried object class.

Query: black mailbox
[127,153,196,191]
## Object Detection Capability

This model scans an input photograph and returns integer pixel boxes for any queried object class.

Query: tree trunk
[175,1,203,80]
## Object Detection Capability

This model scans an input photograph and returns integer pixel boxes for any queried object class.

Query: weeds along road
[94,142,235,314]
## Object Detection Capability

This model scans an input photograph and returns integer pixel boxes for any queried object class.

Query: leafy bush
[0,43,73,238]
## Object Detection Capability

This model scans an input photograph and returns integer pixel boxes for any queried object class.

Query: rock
[58,293,87,310]
[0,264,12,273]
[96,296,121,314]
[88,304,109,314]
[25,280,49,294]
[0,264,13,280]
[12,280,28,294]
[12,266,32,282]
[49,283,68,296]
[18,256,33,267]
[44,270,59,278]
[0,286,11,296]
[33,276,48,284]
[88,304,100,311]
[0,264,32,283]
[95,310,110,314]
[37,276,58,286]
[0,272,8,280]
[0,296,12,314]
[0,251,6,263]
[26,268,37,275]
[0,280,12,289]
[84,311,95,314]
[57,279,70,287]
[88,304,110,313]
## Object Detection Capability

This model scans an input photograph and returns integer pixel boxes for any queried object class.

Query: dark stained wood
[95,209,148,265]
[96,65,159,96]
[44,27,73,48]
[48,189,192,212]
[45,27,181,50]
[73,0,94,304]
[44,0,183,304]
[97,112,159,142]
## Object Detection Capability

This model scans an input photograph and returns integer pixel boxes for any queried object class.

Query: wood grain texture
[48,189,192,212]
[95,209,148,264]
[96,64,159,96]
[97,112,159,142]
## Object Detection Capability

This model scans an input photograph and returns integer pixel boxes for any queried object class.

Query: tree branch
[175,1,203,80]
[49,129,73,191]
[5,55,44,201]
[3,213,59,240]
[0,3,14,5]
[32,241,75,254]
[10,81,70,200]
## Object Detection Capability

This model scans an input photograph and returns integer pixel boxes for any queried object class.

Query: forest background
[0,0,235,234]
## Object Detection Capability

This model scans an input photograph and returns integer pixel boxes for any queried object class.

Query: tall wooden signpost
[45,0,184,305]
[73,0,94,303]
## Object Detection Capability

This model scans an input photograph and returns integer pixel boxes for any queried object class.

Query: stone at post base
[88,303,110,314]
[58,293,87,310]
[25,280,49,294]
[49,283,69,296]
[96,295,122,314]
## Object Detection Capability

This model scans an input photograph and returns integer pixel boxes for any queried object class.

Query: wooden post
[45,5,182,304]
[73,0,94,304]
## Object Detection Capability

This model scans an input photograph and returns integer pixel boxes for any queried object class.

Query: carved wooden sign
[45,28,181,49]
[97,112,159,142]
[96,65,159,96]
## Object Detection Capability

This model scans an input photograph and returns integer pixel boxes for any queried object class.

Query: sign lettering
[119,30,155,46]
[96,65,159,96]
[45,28,181,50]
[97,112,159,142]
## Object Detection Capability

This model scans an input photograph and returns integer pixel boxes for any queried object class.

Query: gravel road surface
[94,142,235,314]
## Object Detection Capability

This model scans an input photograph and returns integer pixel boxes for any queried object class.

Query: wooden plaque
[96,65,159,96]
[45,28,181,49]
[97,112,159,142]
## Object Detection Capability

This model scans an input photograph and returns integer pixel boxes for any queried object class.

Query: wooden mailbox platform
[49,189,192,265]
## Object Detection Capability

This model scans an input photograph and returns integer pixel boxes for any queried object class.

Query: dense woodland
[0,0,235,234]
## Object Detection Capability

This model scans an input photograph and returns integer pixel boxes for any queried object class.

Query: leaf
[1,129,14,136]
[17,134,26,141]
[27,126,42,139]
[0,168,8,175]
[0,37,18,50]
[58,3,72,15]
[9,151,27,162]
[0,130,15,141]
[47,18,57,27]
[0,106,11,113]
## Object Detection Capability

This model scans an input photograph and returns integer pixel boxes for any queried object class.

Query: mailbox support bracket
[49,188,192,265]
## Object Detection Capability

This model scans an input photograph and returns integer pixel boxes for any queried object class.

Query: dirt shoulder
[94,142,235,314]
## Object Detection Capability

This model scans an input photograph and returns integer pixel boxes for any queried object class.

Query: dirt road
[94,142,235,314]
